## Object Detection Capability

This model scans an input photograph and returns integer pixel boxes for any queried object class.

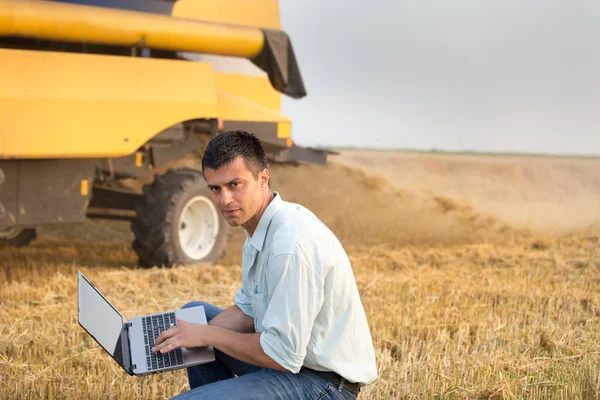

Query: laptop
[77,270,215,376]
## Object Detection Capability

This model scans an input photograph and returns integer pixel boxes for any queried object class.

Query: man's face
[204,156,269,228]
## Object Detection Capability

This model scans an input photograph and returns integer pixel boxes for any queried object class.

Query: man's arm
[208,305,255,333]
[202,327,287,371]
[152,320,287,371]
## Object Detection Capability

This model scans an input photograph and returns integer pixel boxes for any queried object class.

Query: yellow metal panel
[277,122,291,139]
[214,72,290,125]
[173,0,281,30]
[0,0,264,58]
[216,90,290,123]
[80,180,89,196]
[0,49,218,159]
[215,73,281,112]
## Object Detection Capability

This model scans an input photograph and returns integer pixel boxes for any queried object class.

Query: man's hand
[152,318,206,354]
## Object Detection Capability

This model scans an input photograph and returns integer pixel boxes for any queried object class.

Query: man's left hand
[152,318,208,354]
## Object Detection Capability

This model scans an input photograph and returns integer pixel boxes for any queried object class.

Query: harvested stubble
[1,154,600,399]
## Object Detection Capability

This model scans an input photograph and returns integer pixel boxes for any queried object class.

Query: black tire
[131,168,230,268]
[0,228,37,248]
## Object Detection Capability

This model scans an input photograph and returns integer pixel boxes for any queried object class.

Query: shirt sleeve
[234,286,254,318]
[259,253,325,373]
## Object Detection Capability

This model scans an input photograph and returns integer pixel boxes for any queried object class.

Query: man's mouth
[223,209,240,217]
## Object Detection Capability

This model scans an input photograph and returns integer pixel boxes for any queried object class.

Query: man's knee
[181,301,222,321]
[181,301,208,310]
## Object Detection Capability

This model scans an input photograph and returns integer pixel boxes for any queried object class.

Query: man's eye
[209,187,220,192]
[230,182,239,188]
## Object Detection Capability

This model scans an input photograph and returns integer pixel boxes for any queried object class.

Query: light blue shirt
[234,193,378,384]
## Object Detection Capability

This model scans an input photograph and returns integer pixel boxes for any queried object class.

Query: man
[152,131,378,399]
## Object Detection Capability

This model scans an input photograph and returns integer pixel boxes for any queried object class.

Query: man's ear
[260,169,270,188]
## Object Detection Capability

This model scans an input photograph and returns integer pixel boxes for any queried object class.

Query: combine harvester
[0,0,327,266]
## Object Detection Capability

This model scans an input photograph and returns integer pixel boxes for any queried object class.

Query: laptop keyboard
[143,312,184,371]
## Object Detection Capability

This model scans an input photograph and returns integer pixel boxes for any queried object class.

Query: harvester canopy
[0,0,306,98]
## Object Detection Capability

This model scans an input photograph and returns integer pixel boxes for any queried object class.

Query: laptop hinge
[121,321,134,375]
[127,322,136,371]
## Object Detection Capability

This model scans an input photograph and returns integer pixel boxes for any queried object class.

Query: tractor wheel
[131,168,230,268]
[0,228,37,247]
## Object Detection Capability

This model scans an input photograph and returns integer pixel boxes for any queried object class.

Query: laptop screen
[77,272,126,368]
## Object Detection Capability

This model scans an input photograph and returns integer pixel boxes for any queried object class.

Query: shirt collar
[246,192,283,252]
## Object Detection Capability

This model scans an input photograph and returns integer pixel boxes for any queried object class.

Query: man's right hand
[208,305,255,333]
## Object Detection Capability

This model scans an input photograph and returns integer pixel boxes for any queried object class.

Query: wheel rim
[178,196,220,261]
[0,228,21,239]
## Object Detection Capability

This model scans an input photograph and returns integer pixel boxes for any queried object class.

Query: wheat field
[1,152,599,399]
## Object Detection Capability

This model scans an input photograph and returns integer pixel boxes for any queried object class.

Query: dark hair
[202,130,268,178]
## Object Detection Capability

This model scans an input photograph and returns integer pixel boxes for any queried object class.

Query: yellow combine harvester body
[0,0,306,159]
[1,49,292,158]
[0,0,325,267]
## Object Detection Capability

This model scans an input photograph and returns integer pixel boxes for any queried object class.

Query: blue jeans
[171,301,358,400]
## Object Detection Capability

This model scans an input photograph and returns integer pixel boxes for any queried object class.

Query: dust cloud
[39,150,599,253]
[335,151,600,236]
[265,150,600,252]
[268,159,515,251]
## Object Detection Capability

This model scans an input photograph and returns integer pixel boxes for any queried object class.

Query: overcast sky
[279,0,600,155]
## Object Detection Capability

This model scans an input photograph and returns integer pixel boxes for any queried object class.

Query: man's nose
[220,189,233,207]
